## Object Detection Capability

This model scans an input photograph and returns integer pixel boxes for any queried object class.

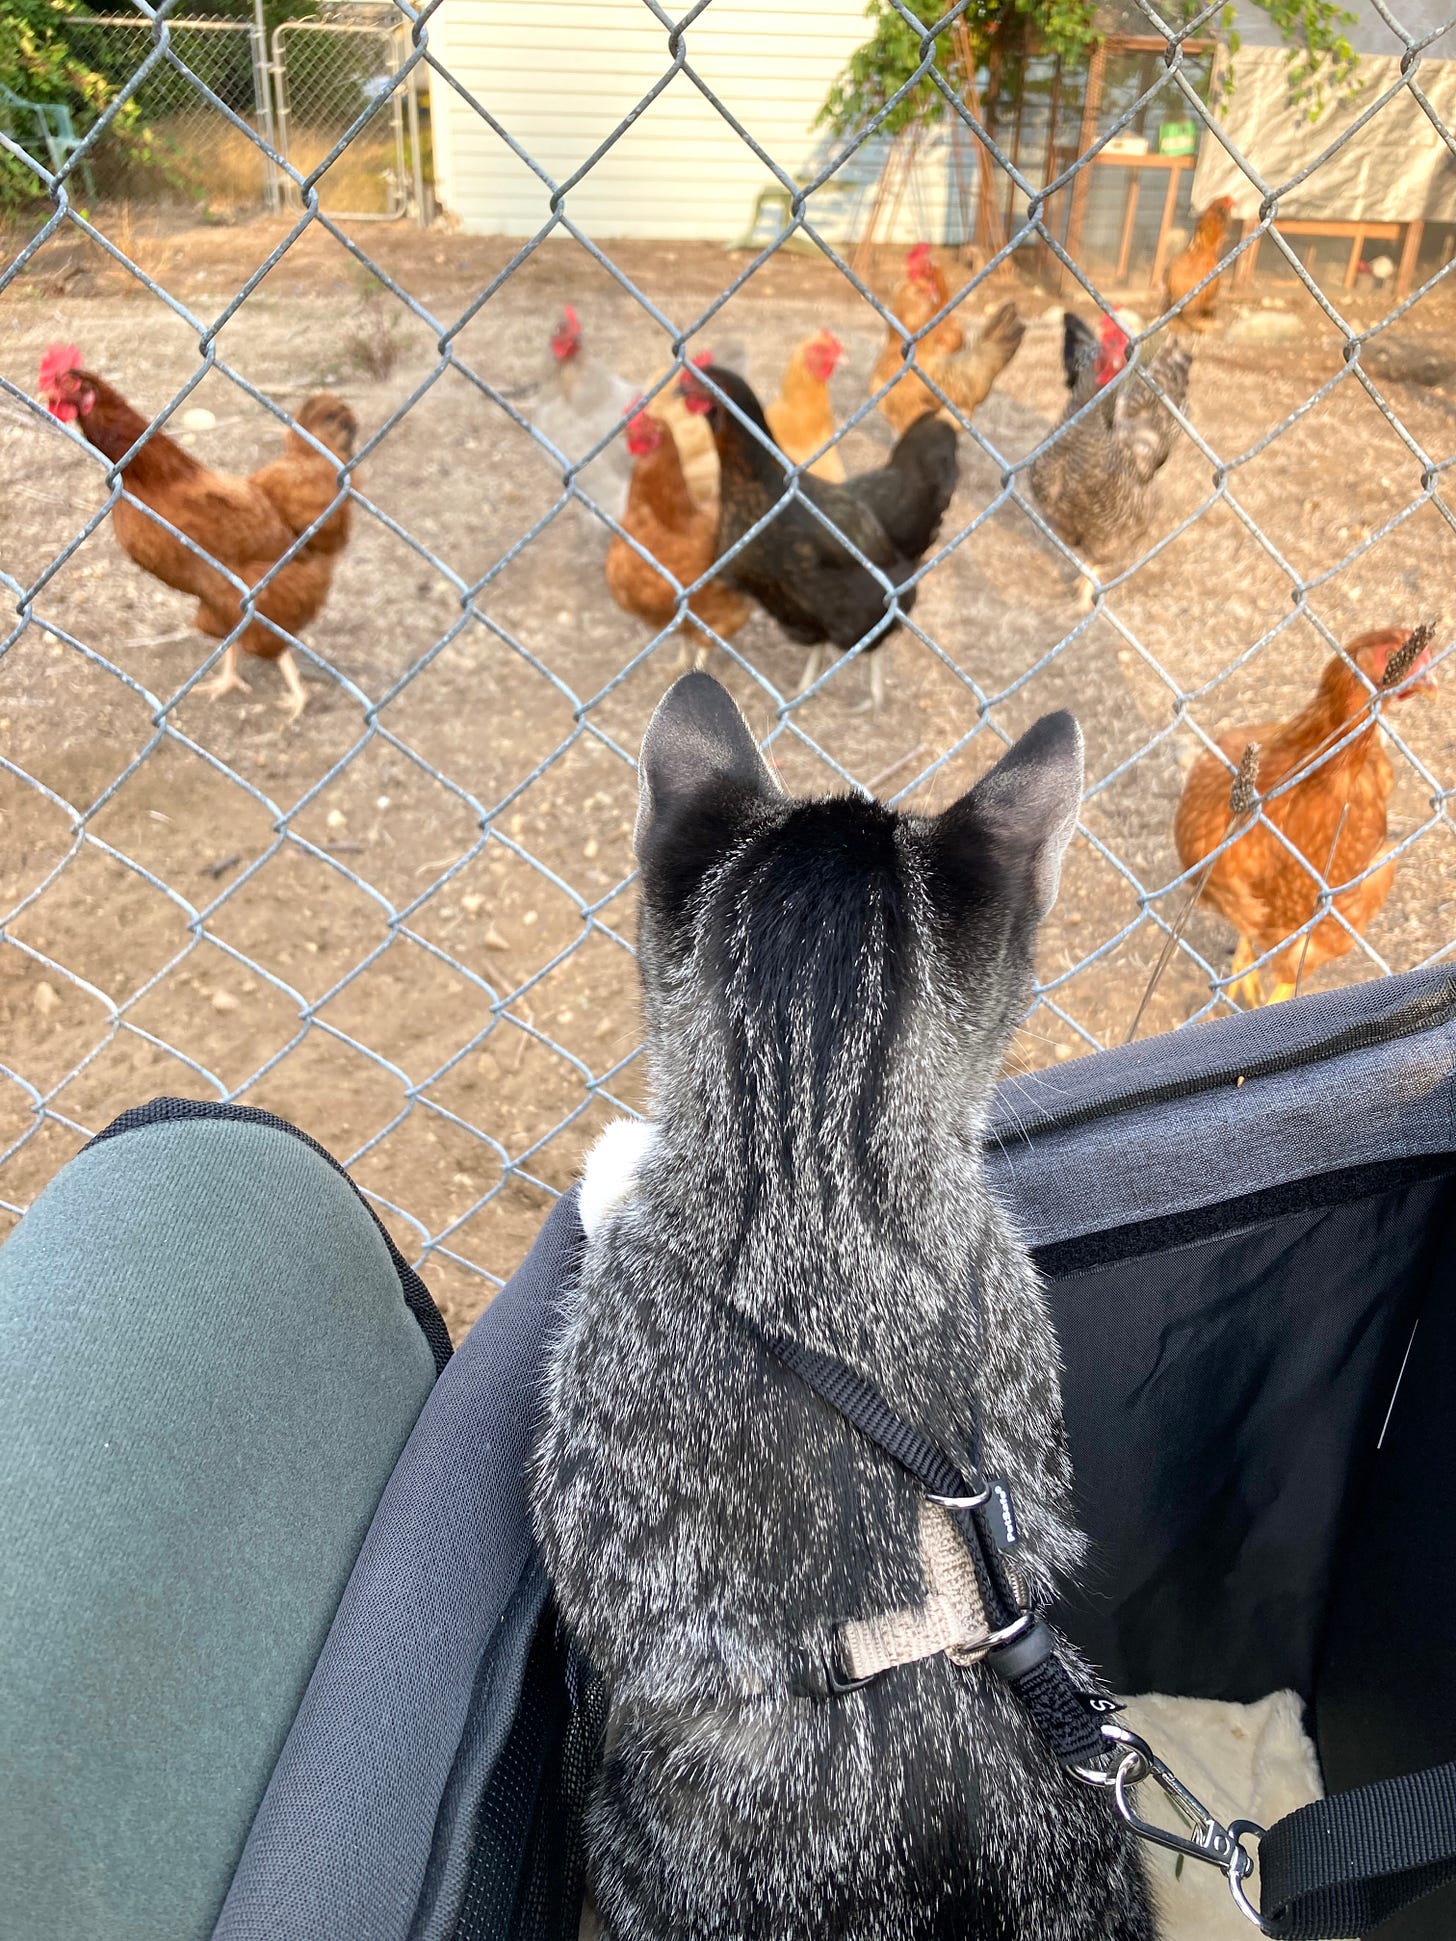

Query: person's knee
[0,1106,442,1941]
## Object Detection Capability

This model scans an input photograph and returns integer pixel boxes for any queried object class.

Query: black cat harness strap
[738,1316,1456,1937]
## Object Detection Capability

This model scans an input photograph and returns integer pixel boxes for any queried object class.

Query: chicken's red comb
[906,242,933,273]
[39,342,82,388]
[679,365,713,414]
[626,401,662,452]
[561,305,580,333]
[690,349,712,368]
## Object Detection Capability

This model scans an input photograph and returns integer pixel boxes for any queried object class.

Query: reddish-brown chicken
[604,407,750,667]
[39,344,356,720]
[766,331,846,482]
[1163,195,1235,331]
[1175,627,1437,1005]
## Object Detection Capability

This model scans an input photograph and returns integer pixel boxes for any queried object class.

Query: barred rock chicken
[1029,312,1191,610]
[766,331,846,482]
[1175,627,1437,1005]
[39,344,355,720]
[872,290,1026,435]
[530,306,637,524]
[1163,195,1235,330]
[682,363,958,712]
[604,406,750,667]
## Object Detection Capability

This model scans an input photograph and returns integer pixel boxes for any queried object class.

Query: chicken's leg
[1226,936,1263,1008]
[795,645,824,698]
[195,642,252,702]
[678,624,711,675]
[850,651,886,717]
[275,648,308,724]
[1267,979,1299,1005]
[1073,573,1096,615]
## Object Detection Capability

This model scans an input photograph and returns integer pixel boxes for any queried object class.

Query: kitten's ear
[941,712,1084,918]
[635,673,777,858]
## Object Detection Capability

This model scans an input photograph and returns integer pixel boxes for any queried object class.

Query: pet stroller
[13,968,1456,1940]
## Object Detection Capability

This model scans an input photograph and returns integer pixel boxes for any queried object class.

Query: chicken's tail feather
[1061,311,1099,392]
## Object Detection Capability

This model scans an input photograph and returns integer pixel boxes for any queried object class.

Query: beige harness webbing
[836,1499,1005,1683]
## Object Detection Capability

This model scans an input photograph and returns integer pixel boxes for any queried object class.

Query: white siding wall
[427,0,960,243]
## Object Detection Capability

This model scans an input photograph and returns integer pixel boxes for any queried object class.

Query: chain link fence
[0,5,426,219]
[272,12,425,220]
[2,0,1454,1331]
[30,14,271,214]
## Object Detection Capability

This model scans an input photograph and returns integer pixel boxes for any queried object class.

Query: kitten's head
[634,674,1082,1161]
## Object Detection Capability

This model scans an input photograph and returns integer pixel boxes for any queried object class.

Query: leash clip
[1072,1723,1266,1928]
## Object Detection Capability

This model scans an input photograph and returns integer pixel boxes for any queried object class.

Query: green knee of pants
[0,1115,441,1941]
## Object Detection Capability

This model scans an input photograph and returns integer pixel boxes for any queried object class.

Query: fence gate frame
[269,13,425,224]
[58,14,277,212]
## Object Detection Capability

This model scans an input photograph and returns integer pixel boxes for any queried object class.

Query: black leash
[1257,1761,1456,1938]
[742,1317,1107,1769]
[736,1313,1456,1936]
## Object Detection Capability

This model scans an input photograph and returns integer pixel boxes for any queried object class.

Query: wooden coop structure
[846,0,1455,303]
[1191,0,1456,302]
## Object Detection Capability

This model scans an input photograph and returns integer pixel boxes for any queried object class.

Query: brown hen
[1174,627,1437,1005]
[39,344,355,720]
[1163,196,1235,331]
[884,243,966,357]
[604,407,750,667]
[766,331,846,482]
[872,293,1024,435]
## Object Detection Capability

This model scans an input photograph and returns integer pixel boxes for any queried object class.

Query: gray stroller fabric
[986,964,1456,1244]
[210,964,1456,1941]
[213,1190,582,1941]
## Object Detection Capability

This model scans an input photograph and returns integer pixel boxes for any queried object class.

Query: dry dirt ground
[3,214,1454,1333]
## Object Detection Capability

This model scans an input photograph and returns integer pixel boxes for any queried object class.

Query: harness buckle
[824,1631,879,1696]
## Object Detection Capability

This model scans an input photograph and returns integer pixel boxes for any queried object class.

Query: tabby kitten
[534,674,1154,1940]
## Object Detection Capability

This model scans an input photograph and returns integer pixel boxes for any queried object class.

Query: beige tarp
[1190,48,1456,224]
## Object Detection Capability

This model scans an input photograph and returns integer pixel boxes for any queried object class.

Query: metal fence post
[403,27,429,226]
[250,0,281,216]
[270,20,293,206]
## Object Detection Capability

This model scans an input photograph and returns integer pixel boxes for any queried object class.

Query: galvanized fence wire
[1,0,1454,1296]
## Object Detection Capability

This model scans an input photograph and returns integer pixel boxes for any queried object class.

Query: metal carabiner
[1072,1723,1267,1928]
